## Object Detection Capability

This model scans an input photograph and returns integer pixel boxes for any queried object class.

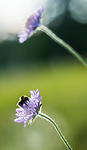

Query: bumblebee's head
[18,95,29,107]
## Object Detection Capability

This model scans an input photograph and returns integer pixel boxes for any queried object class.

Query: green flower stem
[39,25,87,68]
[39,113,72,150]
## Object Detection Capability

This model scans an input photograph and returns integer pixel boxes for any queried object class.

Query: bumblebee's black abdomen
[18,96,29,107]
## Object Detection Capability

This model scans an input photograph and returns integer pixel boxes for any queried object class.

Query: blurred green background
[0,62,87,150]
[0,0,87,150]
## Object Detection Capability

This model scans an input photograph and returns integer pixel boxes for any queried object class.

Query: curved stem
[39,25,87,68]
[39,113,72,150]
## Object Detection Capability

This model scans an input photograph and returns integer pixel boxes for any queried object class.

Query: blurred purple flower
[14,89,42,127]
[18,6,44,43]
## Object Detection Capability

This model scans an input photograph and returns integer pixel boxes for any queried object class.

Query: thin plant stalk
[39,25,87,68]
[39,113,72,150]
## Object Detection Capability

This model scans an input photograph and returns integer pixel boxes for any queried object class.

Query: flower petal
[18,6,44,43]
[14,89,42,126]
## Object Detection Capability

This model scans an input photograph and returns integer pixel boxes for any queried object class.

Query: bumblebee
[17,95,29,107]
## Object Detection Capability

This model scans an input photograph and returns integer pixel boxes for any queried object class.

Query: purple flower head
[18,6,44,43]
[14,89,42,127]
